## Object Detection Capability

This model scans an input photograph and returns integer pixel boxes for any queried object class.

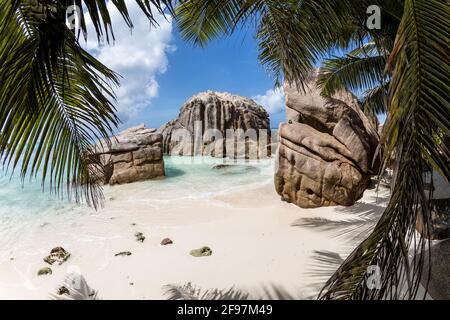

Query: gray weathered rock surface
[92,124,164,185]
[159,91,271,158]
[275,72,379,208]
[44,247,71,266]
[190,246,213,257]
[134,232,146,243]
[421,239,450,299]
[416,198,450,240]
[37,267,52,276]
[161,238,173,245]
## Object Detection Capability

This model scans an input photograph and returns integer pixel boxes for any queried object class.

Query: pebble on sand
[37,267,52,276]
[135,232,145,243]
[43,247,71,266]
[57,286,70,296]
[161,238,173,246]
[190,246,213,257]
[115,251,132,257]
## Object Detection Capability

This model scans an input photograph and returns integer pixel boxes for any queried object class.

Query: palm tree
[316,1,401,117]
[321,0,449,299]
[317,42,390,118]
[176,0,449,299]
[1,0,448,300]
[0,0,175,208]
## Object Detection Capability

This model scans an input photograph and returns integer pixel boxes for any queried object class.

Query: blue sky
[139,31,285,129]
[84,2,384,132]
[84,1,285,132]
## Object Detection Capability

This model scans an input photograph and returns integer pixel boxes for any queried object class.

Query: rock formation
[161,238,173,245]
[190,246,213,257]
[92,124,164,185]
[44,247,71,265]
[37,267,52,276]
[275,72,379,208]
[159,91,272,159]
[420,239,450,299]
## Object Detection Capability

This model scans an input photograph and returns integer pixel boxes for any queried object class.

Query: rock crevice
[92,124,165,185]
[275,72,379,208]
[159,91,272,158]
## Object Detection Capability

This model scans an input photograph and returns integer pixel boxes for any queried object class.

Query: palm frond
[73,0,175,42]
[319,0,450,300]
[317,53,386,97]
[176,0,404,90]
[255,0,360,89]
[177,0,367,89]
[0,0,176,207]
[50,274,99,300]
[361,83,389,116]
[164,283,250,300]
[176,0,249,46]
[0,1,121,208]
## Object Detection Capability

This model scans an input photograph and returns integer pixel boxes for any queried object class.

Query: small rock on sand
[135,232,145,243]
[161,238,173,245]
[37,267,52,276]
[115,251,132,257]
[44,247,71,265]
[190,246,212,257]
[57,286,70,296]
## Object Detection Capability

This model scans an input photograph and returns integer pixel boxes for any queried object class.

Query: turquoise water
[0,156,274,249]
[142,156,274,200]
[0,167,82,253]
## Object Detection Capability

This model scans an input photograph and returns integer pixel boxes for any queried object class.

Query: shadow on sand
[162,282,309,300]
[291,201,386,243]
[162,192,391,301]
[290,196,390,295]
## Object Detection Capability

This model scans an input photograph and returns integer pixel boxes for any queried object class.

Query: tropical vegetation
[0,0,174,208]
[0,0,449,299]
[176,0,449,299]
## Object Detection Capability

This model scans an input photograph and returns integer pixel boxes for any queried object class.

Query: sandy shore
[0,177,390,300]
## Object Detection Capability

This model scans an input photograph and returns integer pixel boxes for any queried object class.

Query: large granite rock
[92,124,164,185]
[159,91,272,159]
[275,73,379,208]
[421,239,450,300]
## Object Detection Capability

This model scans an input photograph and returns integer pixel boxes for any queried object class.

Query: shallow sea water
[0,156,275,255]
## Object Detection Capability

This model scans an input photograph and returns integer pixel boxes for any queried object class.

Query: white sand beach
[0,157,390,300]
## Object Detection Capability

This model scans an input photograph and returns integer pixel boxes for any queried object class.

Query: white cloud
[83,1,175,123]
[252,88,285,114]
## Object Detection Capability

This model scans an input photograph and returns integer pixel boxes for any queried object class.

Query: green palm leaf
[0,0,175,208]
[176,0,406,89]
[319,0,450,300]
[75,0,175,42]
[361,83,389,116]
[176,0,449,300]
[177,0,366,88]
[317,53,387,97]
